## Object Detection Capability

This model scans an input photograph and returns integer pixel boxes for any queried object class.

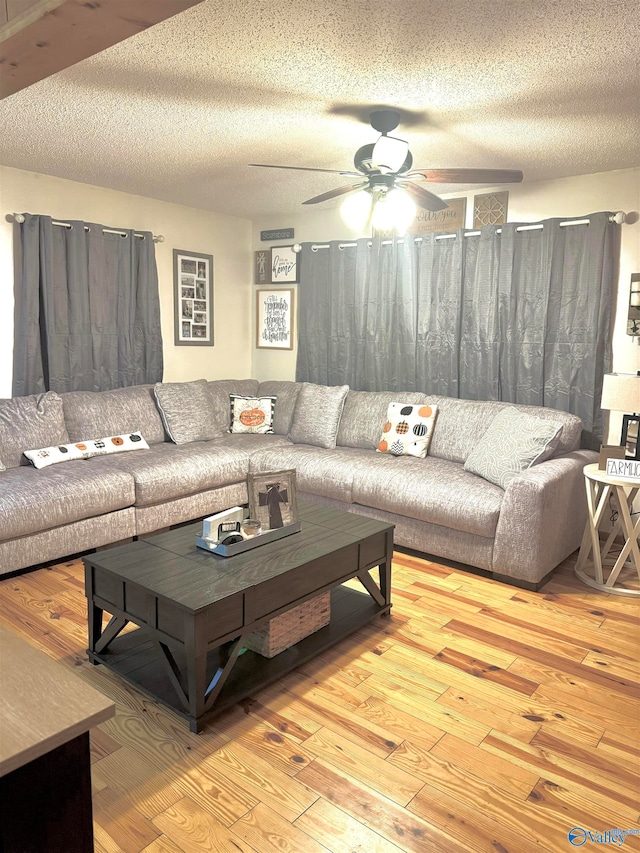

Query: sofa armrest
[492,449,598,585]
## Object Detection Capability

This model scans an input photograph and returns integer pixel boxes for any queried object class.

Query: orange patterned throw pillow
[229,395,276,434]
[377,403,438,458]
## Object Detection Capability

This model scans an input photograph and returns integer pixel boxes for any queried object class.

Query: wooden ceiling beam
[0,0,205,99]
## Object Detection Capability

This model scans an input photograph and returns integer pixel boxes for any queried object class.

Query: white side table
[574,463,640,596]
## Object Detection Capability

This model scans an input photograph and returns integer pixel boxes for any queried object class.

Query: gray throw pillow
[154,379,219,444]
[288,383,349,449]
[463,407,563,489]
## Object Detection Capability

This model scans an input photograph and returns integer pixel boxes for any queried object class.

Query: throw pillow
[154,379,219,444]
[463,407,563,489]
[377,403,439,458]
[24,432,150,469]
[288,383,349,449]
[229,395,276,434]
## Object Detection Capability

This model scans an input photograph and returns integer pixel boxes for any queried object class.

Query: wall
[0,165,253,396]
[251,168,640,440]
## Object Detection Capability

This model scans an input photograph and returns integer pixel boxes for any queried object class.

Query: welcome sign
[605,458,640,480]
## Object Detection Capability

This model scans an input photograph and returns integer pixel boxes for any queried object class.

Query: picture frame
[247,469,298,530]
[270,245,299,283]
[406,197,467,235]
[173,249,213,346]
[622,415,640,460]
[254,249,270,284]
[256,287,295,349]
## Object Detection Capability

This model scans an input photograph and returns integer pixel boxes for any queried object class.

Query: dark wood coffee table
[84,502,393,732]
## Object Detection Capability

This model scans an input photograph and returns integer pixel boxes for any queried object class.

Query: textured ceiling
[1,0,639,219]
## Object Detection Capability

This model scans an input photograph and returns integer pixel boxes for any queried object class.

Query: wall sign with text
[256,288,295,350]
[271,245,299,283]
[407,197,467,234]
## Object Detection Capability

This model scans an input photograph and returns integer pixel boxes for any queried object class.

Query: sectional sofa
[0,378,597,587]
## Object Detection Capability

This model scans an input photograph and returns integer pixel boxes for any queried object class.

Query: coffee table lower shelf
[88,586,388,730]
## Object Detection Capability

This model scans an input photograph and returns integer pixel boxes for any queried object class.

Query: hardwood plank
[350,695,445,753]
[300,728,424,806]
[92,746,183,819]
[152,796,258,853]
[581,648,640,683]
[296,758,474,853]
[204,741,319,824]
[93,785,161,852]
[435,687,542,744]
[294,796,405,853]
[526,778,640,850]
[233,801,329,853]
[434,647,538,695]
[481,730,640,818]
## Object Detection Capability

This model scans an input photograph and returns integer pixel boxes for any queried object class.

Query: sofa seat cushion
[351,455,504,538]
[209,434,291,453]
[0,464,135,540]
[249,445,372,503]
[86,441,249,506]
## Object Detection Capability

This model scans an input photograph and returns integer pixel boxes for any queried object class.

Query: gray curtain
[13,213,163,395]
[296,212,617,446]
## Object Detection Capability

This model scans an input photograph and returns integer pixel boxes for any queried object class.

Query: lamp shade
[601,373,640,413]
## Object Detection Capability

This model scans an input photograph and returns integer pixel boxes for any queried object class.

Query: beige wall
[0,165,253,397]
[251,168,640,441]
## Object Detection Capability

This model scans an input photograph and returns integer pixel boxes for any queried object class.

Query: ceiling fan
[249,109,523,214]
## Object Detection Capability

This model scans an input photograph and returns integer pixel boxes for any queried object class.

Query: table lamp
[601,372,640,460]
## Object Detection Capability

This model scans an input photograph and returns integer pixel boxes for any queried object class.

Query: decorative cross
[258,481,289,528]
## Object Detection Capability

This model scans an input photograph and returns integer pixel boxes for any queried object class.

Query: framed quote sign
[270,245,299,283]
[173,249,213,346]
[256,287,295,350]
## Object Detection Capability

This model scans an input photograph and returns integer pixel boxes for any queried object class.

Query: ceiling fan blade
[402,182,449,212]
[302,183,366,205]
[408,168,523,184]
[249,163,361,177]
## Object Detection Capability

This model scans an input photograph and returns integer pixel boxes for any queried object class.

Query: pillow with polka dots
[377,403,438,458]
[23,432,150,469]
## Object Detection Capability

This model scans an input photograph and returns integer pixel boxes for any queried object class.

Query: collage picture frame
[173,248,214,346]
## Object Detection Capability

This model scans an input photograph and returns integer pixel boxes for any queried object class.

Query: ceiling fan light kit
[251,108,524,234]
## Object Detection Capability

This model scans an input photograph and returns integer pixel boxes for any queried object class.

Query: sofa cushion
[428,397,582,463]
[86,441,249,506]
[0,392,69,469]
[352,455,504,538]
[249,445,367,503]
[288,383,349,449]
[23,432,150,469]
[258,381,301,435]
[62,385,166,445]
[377,402,438,458]
[154,379,219,444]
[337,390,432,449]
[229,395,276,434]
[208,379,260,434]
[0,463,135,541]
[464,407,563,489]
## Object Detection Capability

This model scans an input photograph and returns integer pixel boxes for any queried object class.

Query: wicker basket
[245,592,331,658]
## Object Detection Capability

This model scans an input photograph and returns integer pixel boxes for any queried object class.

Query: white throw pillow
[229,395,276,434]
[24,432,149,469]
[377,402,438,458]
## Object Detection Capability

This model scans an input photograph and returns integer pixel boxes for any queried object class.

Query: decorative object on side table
[173,249,213,346]
[247,469,298,530]
[601,372,640,460]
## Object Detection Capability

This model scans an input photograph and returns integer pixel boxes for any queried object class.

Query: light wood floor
[1,550,639,853]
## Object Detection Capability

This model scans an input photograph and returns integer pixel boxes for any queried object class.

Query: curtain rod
[307,212,628,251]
[11,213,164,243]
